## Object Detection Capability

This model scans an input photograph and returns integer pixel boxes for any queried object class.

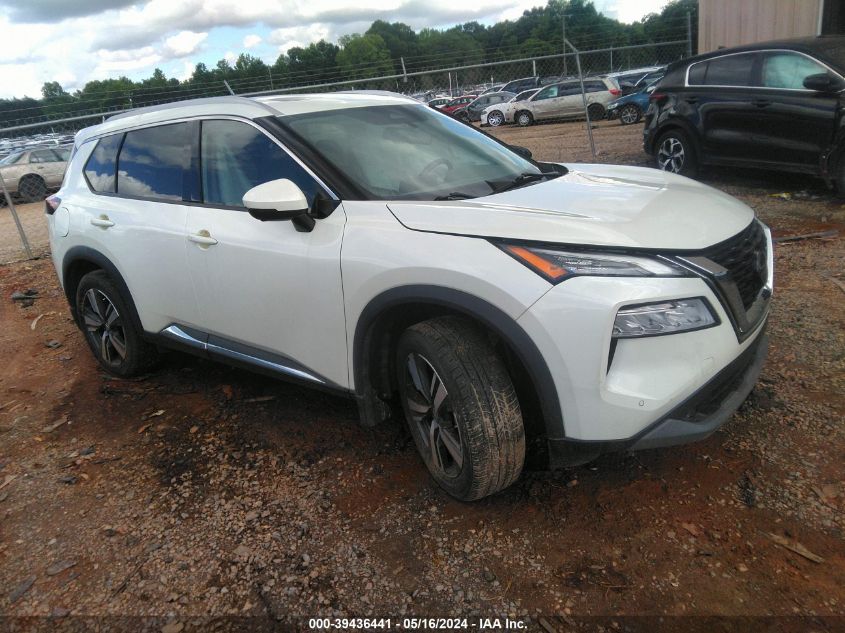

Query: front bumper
[545,327,768,467]
[605,107,619,120]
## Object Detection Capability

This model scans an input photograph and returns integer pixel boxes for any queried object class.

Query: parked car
[49,93,772,501]
[500,76,542,94]
[606,80,659,125]
[455,91,515,122]
[440,95,476,114]
[512,77,621,126]
[643,36,845,187]
[426,97,452,109]
[608,66,665,94]
[480,88,541,127]
[479,84,505,95]
[0,146,71,201]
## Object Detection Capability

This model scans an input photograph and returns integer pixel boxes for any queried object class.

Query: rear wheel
[619,103,642,125]
[516,110,533,127]
[487,110,505,127]
[655,129,698,177]
[76,270,158,377]
[587,103,605,121]
[18,174,46,202]
[396,316,525,501]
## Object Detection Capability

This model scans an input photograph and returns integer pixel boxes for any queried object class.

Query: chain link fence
[0,39,689,264]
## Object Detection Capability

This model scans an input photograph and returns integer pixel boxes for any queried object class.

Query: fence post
[0,172,34,260]
[565,38,596,161]
[687,11,693,57]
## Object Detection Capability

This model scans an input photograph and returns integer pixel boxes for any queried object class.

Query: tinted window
[535,85,559,100]
[585,81,607,92]
[201,120,319,208]
[762,52,831,89]
[84,134,122,193]
[118,123,188,200]
[688,62,706,84]
[558,83,582,96]
[703,53,756,86]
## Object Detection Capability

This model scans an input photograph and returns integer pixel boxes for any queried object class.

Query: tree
[336,33,394,80]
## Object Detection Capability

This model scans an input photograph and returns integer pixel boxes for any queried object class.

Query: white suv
[47,93,772,501]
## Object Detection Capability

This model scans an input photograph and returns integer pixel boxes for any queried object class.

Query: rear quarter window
[84,134,123,193]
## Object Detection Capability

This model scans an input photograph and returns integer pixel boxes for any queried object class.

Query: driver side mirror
[803,73,835,92]
[243,179,313,229]
[510,145,533,160]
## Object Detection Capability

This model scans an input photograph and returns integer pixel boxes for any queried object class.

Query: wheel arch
[352,285,565,444]
[62,246,145,335]
[651,118,702,160]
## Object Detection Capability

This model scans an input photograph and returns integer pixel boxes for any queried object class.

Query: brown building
[699,0,844,53]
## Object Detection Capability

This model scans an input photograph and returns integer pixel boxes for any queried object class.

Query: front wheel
[655,129,698,177]
[619,103,641,125]
[76,270,158,377]
[487,110,504,127]
[516,111,533,127]
[587,102,605,121]
[396,317,525,501]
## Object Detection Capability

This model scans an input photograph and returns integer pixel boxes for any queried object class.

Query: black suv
[643,36,845,189]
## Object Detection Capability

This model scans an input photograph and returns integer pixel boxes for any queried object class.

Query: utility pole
[269,68,274,90]
[562,12,567,76]
[686,11,692,57]
[400,56,408,83]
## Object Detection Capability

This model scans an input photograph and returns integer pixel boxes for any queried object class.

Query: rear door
[529,84,563,120]
[29,149,65,188]
[753,50,841,170]
[687,52,763,162]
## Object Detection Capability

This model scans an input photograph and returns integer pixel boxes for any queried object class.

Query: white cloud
[269,24,332,53]
[163,30,208,57]
[243,34,262,48]
[223,51,238,65]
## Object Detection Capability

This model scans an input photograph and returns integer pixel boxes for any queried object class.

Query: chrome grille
[701,221,767,311]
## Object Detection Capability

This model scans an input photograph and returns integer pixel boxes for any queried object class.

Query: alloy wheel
[517,112,531,126]
[488,111,504,127]
[620,105,639,125]
[657,136,685,173]
[82,289,127,367]
[403,353,463,478]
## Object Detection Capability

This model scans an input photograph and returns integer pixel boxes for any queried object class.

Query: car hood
[387,164,755,250]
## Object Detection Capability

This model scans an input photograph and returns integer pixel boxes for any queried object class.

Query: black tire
[487,110,505,127]
[18,174,46,202]
[515,110,533,127]
[655,129,699,177]
[396,316,525,501]
[587,103,605,121]
[75,270,158,377]
[457,110,469,122]
[618,103,642,125]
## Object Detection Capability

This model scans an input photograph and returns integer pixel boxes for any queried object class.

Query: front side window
[30,150,57,163]
[84,134,122,193]
[282,104,546,200]
[535,85,559,100]
[761,52,833,89]
[201,120,319,208]
[117,123,188,201]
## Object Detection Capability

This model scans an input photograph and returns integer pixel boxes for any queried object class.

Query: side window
[703,53,756,87]
[30,150,55,163]
[762,52,832,89]
[117,123,188,201]
[200,120,320,208]
[585,81,606,93]
[688,61,707,84]
[84,134,122,194]
[535,85,559,100]
[558,84,582,96]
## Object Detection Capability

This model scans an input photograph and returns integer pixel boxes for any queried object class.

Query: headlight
[500,244,689,283]
[613,298,718,338]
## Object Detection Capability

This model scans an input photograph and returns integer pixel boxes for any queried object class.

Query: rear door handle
[684,97,698,104]
[188,230,218,247]
[90,215,114,228]
[752,99,771,108]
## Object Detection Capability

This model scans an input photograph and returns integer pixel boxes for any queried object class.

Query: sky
[0,0,670,100]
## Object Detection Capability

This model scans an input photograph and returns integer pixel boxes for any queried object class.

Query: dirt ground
[0,120,844,631]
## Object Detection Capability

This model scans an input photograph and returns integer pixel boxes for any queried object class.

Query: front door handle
[188,230,218,247]
[684,97,699,104]
[90,215,114,228]
[752,99,771,108]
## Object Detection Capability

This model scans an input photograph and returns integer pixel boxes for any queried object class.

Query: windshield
[281,104,546,200]
[0,151,24,166]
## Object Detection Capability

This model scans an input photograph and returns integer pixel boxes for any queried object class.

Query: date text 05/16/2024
[308,617,527,630]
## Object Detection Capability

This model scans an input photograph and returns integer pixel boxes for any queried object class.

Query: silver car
[0,146,71,201]
[510,77,621,127]
[480,88,541,127]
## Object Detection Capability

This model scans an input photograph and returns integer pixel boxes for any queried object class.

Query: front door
[184,118,349,389]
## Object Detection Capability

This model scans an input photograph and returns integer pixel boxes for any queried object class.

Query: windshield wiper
[434,192,475,200]
[488,172,552,194]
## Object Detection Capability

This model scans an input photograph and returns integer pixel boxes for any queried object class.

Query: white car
[480,88,541,127]
[47,92,772,501]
